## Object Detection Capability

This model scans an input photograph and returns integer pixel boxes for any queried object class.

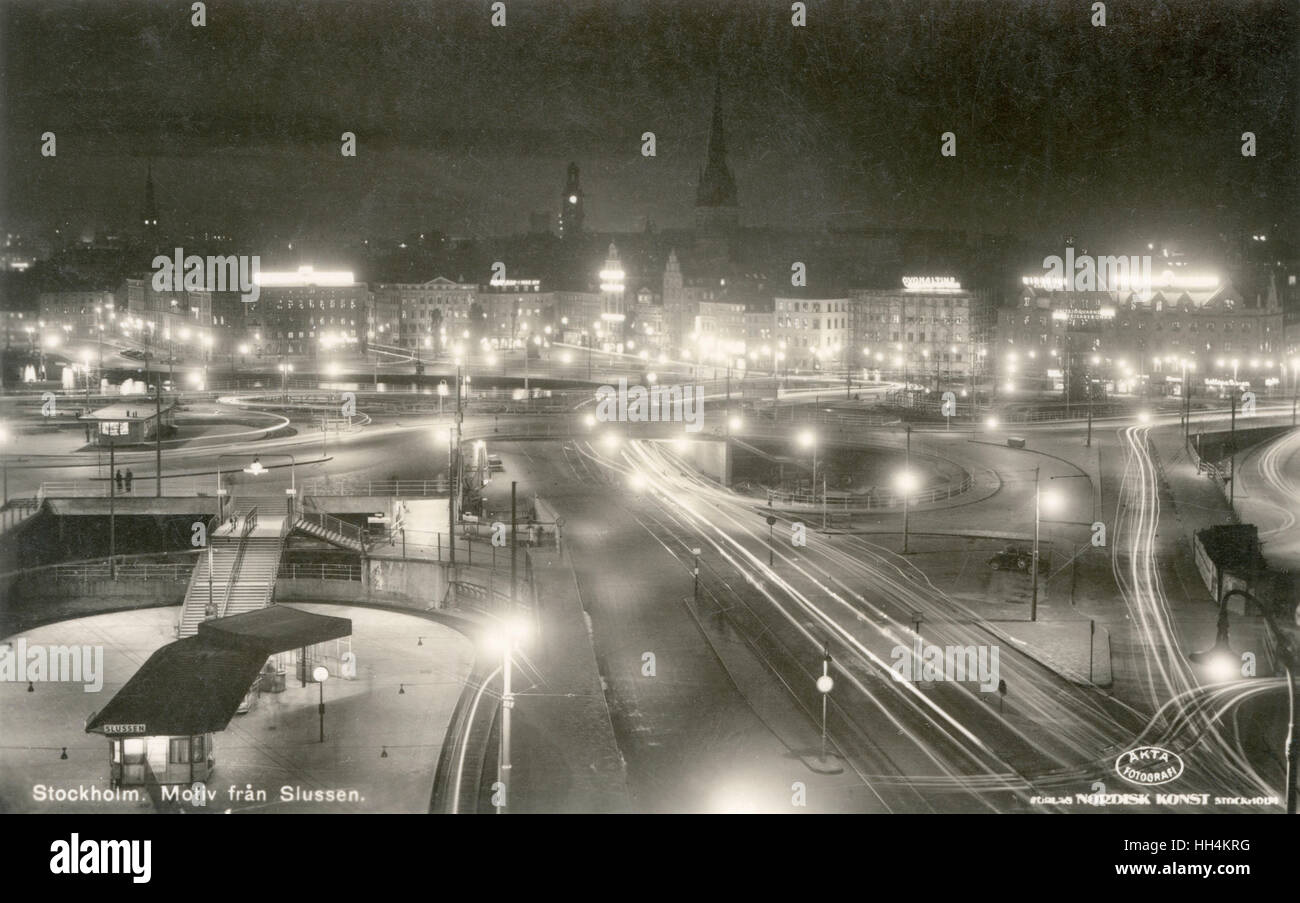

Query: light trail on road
[1109,424,1275,800]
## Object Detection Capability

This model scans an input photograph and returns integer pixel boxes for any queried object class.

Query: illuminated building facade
[849,278,989,385]
[245,266,371,357]
[378,277,476,351]
[997,271,1286,395]
[774,295,850,372]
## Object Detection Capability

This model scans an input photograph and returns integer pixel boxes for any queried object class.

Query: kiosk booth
[86,606,352,788]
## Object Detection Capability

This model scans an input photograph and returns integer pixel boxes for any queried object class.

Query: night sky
[2,0,1296,245]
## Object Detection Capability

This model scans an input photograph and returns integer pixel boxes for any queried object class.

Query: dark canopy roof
[198,606,352,653]
[86,606,352,737]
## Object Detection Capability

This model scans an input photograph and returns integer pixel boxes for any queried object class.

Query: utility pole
[109,442,116,579]
[1229,389,1238,509]
[902,424,912,554]
[449,363,463,569]
[1030,465,1041,622]
[155,383,163,497]
[1292,363,1298,428]
[510,481,518,603]
[498,634,514,814]
[1085,362,1093,447]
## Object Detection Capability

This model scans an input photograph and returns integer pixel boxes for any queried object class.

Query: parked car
[987,545,1031,571]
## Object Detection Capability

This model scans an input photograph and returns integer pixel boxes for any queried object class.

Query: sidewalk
[508,547,631,813]
[1145,425,1271,665]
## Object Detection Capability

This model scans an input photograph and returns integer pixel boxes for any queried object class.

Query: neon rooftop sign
[255,266,355,287]
[902,276,961,292]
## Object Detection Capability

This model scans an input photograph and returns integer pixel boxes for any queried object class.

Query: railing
[297,503,368,549]
[42,563,194,582]
[37,481,209,499]
[277,563,363,582]
[995,404,1131,424]
[765,472,975,511]
[220,523,252,618]
[373,525,557,564]
[303,478,450,497]
[241,506,259,537]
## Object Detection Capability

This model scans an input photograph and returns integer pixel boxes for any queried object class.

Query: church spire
[695,75,738,228]
[142,162,159,233]
[560,162,584,240]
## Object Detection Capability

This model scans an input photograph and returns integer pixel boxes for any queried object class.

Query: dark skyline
[2,0,1296,247]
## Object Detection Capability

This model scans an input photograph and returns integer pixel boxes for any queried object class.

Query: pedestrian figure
[125,469,134,492]
[114,470,124,492]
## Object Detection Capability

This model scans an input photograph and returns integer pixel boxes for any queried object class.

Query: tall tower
[694,79,739,234]
[663,248,688,351]
[560,162,584,240]
[599,241,626,342]
[142,163,160,235]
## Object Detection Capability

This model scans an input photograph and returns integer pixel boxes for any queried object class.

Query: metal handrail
[303,477,450,497]
[38,480,208,498]
[297,505,368,549]
[277,563,363,582]
[220,508,256,617]
[42,563,193,581]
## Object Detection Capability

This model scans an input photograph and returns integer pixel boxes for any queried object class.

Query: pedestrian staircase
[177,505,289,637]
[291,501,368,553]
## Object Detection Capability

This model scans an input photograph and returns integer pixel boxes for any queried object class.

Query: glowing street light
[797,430,818,491]
[313,666,329,742]
[486,613,530,812]
[1030,469,1064,622]
[895,468,918,554]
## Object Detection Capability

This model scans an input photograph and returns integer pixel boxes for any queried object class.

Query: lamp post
[1029,472,1064,623]
[816,646,834,761]
[896,424,915,554]
[1188,586,1298,813]
[1229,388,1238,509]
[1292,359,1299,428]
[691,547,702,604]
[313,666,329,742]
[495,614,529,813]
[797,430,817,500]
[0,423,9,503]
[216,453,297,521]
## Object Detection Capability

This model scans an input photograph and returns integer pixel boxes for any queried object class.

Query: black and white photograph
[0,0,1297,879]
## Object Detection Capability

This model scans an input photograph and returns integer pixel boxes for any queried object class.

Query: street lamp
[313,666,329,742]
[816,647,834,761]
[895,468,918,554]
[0,423,9,503]
[216,453,297,520]
[797,430,818,495]
[491,614,529,813]
[691,547,702,604]
[1030,471,1063,622]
